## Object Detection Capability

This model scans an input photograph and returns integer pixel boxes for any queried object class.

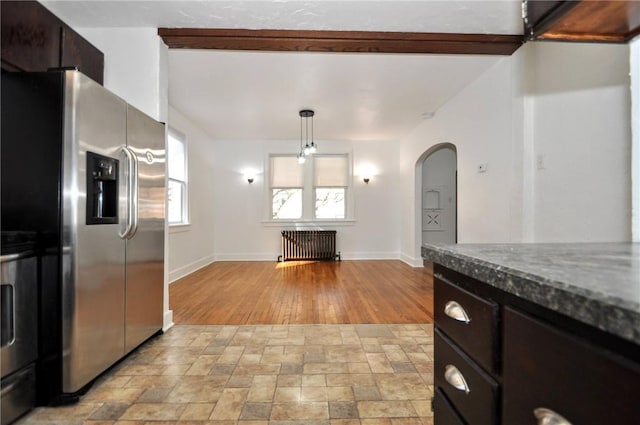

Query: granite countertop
[421,243,640,345]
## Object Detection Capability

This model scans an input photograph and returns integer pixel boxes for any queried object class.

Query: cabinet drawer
[503,307,640,425]
[435,329,498,425]
[433,388,466,425]
[434,276,498,373]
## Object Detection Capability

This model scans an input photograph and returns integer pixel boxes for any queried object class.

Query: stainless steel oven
[1,233,38,424]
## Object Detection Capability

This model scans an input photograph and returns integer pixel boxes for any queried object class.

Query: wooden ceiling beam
[158,28,523,56]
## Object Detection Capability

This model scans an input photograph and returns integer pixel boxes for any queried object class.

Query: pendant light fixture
[297,109,317,164]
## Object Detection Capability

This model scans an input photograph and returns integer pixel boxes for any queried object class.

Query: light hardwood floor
[169,260,434,325]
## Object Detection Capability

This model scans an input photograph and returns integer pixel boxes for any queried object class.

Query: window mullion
[180,180,187,223]
[303,157,314,219]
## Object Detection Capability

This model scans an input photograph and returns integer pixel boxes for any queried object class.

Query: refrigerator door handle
[128,147,139,239]
[118,146,135,239]
[1,279,16,348]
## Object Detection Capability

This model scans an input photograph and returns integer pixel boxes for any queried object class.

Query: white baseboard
[400,253,424,268]
[169,254,215,283]
[163,309,174,331]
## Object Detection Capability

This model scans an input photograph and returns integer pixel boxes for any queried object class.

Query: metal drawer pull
[444,301,471,324]
[534,408,572,425]
[444,364,470,394]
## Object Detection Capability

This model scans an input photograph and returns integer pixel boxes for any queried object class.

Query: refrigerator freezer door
[124,105,165,353]
[62,72,127,393]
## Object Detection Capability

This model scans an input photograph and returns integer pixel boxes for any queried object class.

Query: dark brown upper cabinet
[1,1,104,84]
[59,26,104,84]
[524,0,640,43]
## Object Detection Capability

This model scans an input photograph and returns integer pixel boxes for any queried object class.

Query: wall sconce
[358,163,377,185]
[243,170,257,184]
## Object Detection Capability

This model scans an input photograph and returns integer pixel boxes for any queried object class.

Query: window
[314,155,348,219]
[167,129,188,225]
[269,153,350,220]
[270,156,303,219]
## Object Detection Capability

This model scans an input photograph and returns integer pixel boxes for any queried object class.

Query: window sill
[169,223,191,234]
[261,219,355,227]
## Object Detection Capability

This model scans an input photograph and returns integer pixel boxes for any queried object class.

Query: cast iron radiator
[278,230,341,262]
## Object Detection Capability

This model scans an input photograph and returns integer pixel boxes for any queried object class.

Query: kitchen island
[422,242,640,425]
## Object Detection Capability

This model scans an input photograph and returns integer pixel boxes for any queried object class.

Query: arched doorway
[420,144,457,246]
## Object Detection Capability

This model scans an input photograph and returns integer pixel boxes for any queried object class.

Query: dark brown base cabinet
[433,264,640,425]
[433,389,466,425]
[503,308,640,424]
[435,330,498,425]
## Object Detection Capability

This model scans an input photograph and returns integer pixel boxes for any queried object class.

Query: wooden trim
[524,0,640,43]
[158,28,523,55]
[524,1,579,40]
[536,32,630,43]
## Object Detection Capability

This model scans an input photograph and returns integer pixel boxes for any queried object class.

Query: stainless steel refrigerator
[1,70,165,405]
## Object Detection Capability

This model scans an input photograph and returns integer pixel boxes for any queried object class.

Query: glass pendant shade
[298,109,317,161]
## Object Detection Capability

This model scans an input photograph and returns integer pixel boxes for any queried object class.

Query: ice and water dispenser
[86,152,118,225]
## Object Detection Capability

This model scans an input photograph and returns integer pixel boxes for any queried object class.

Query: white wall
[400,41,632,260]
[210,139,401,261]
[168,106,217,281]
[75,28,167,122]
[400,54,526,261]
[529,42,631,242]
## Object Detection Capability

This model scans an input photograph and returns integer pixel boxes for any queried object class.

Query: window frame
[167,128,189,227]
[632,37,639,242]
[267,152,353,224]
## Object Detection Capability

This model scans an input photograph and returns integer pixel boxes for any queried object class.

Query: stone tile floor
[18,324,434,425]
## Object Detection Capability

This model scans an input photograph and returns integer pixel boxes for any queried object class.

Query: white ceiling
[169,50,502,141]
[42,1,523,142]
